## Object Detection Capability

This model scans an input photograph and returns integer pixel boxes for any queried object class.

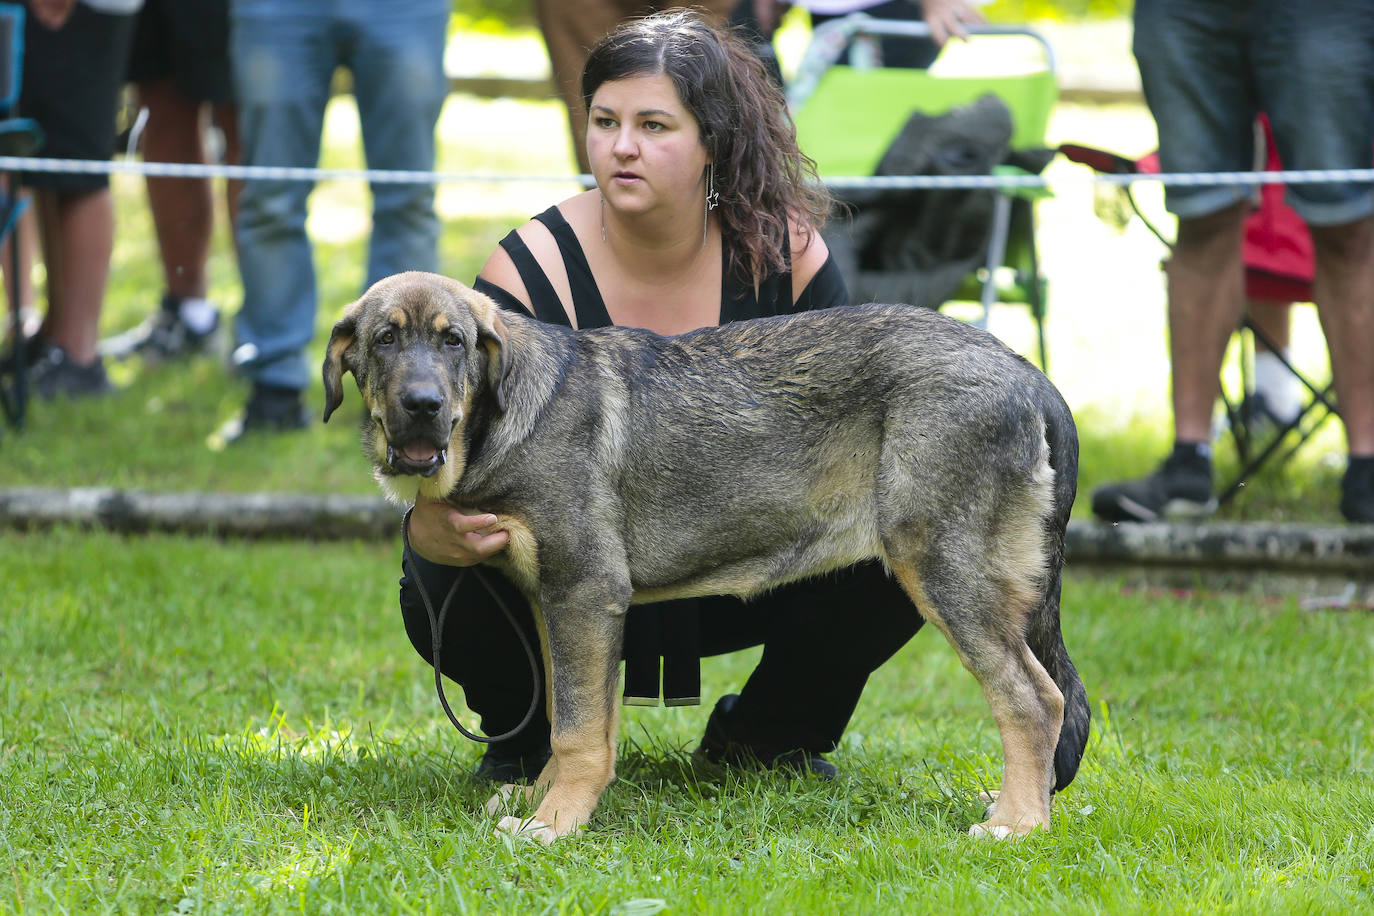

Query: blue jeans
[230,0,449,391]
[1134,0,1374,226]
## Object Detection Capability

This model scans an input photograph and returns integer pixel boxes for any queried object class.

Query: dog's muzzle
[386,441,448,477]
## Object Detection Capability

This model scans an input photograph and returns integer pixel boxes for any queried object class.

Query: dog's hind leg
[495,576,628,845]
[887,538,1064,839]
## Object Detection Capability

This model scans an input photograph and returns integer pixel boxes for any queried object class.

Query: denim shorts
[1134,0,1374,226]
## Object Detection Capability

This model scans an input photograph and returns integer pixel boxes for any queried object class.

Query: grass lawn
[3,530,1372,913]
[4,92,1372,913]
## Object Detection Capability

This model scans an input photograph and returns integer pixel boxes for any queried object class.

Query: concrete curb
[4,487,1371,599]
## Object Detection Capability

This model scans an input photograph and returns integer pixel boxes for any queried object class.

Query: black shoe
[26,338,112,400]
[100,293,220,361]
[1341,460,1374,523]
[473,743,552,784]
[694,694,838,779]
[216,383,310,445]
[1091,447,1217,522]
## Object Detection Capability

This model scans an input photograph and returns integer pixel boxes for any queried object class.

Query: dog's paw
[484,783,532,817]
[978,789,1000,819]
[968,817,1042,841]
[496,815,560,846]
[968,822,1016,841]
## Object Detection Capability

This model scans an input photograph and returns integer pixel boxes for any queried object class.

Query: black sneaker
[694,694,838,779]
[473,742,552,784]
[100,293,220,361]
[1341,460,1374,523]
[215,383,310,445]
[26,339,112,400]
[1091,447,1217,522]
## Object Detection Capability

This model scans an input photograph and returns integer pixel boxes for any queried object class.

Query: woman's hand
[922,0,986,46]
[408,497,510,566]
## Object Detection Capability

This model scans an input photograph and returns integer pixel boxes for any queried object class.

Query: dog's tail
[1030,386,1089,794]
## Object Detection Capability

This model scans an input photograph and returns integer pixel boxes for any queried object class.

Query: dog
[323,270,1089,844]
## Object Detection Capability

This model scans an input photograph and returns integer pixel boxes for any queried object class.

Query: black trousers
[399,555,924,757]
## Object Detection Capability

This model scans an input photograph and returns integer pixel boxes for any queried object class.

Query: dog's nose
[400,384,444,419]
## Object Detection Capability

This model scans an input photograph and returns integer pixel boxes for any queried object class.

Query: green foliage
[454,0,536,31]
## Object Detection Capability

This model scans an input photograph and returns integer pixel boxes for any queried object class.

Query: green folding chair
[789,17,1058,370]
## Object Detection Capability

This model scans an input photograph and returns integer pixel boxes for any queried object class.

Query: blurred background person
[101,0,241,363]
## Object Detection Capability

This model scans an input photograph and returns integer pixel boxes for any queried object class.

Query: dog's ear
[471,293,514,413]
[322,302,361,423]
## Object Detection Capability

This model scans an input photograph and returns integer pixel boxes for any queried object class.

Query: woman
[401,10,923,782]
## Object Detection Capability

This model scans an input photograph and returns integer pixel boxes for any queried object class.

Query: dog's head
[322,271,511,499]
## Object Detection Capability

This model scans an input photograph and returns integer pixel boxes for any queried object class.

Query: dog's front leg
[495,577,627,845]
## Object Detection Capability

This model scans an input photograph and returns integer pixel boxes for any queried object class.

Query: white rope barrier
[6,154,1374,192]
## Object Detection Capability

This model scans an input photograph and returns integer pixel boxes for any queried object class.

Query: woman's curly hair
[581,9,832,288]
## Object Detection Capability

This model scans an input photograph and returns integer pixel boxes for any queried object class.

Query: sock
[175,297,219,335]
[1253,350,1303,424]
[1172,440,1212,467]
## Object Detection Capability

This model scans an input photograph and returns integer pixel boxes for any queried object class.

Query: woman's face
[587,72,710,218]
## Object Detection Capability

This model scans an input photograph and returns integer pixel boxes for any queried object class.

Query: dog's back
[542,305,1069,600]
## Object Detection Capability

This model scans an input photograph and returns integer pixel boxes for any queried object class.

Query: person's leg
[1168,203,1251,444]
[345,0,449,287]
[398,553,552,778]
[1091,0,1256,521]
[228,2,332,405]
[533,0,735,174]
[137,80,214,301]
[1309,217,1374,455]
[34,187,113,365]
[696,561,923,767]
[1255,0,1374,520]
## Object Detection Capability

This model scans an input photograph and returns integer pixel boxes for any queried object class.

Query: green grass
[3,529,1372,913]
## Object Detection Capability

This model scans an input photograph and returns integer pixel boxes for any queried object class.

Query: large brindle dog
[323,270,1089,844]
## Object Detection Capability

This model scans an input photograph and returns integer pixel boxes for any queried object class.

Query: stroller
[788,16,1059,370]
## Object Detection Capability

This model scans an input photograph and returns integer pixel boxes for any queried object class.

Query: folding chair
[0,1,43,432]
[1058,140,1338,506]
[788,16,1058,370]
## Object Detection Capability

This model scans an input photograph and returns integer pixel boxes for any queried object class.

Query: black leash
[401,507,542,744]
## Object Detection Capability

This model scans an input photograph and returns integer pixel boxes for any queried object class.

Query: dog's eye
[378,330,395,346]
[444,331,464,349]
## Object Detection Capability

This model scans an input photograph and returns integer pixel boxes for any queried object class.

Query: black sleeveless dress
[398,206,919,757]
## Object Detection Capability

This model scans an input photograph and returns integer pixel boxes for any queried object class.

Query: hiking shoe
[1341,460,1374,523]
[473,743,552,784]
[694,694,838,779]
[215,383,310,445]
[26,338,112,400]
[100,293,220,361]
[1091,448,1217,522]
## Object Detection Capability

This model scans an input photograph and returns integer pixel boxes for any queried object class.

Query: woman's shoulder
[478,190,600,325]
[785,210,832,301]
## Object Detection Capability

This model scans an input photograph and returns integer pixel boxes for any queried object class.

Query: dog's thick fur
[324,270,1089,844]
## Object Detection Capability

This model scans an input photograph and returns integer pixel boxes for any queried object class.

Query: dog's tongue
[401,443,439,463]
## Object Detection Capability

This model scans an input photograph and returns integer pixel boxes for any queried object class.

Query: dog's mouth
[386,439,448,477]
